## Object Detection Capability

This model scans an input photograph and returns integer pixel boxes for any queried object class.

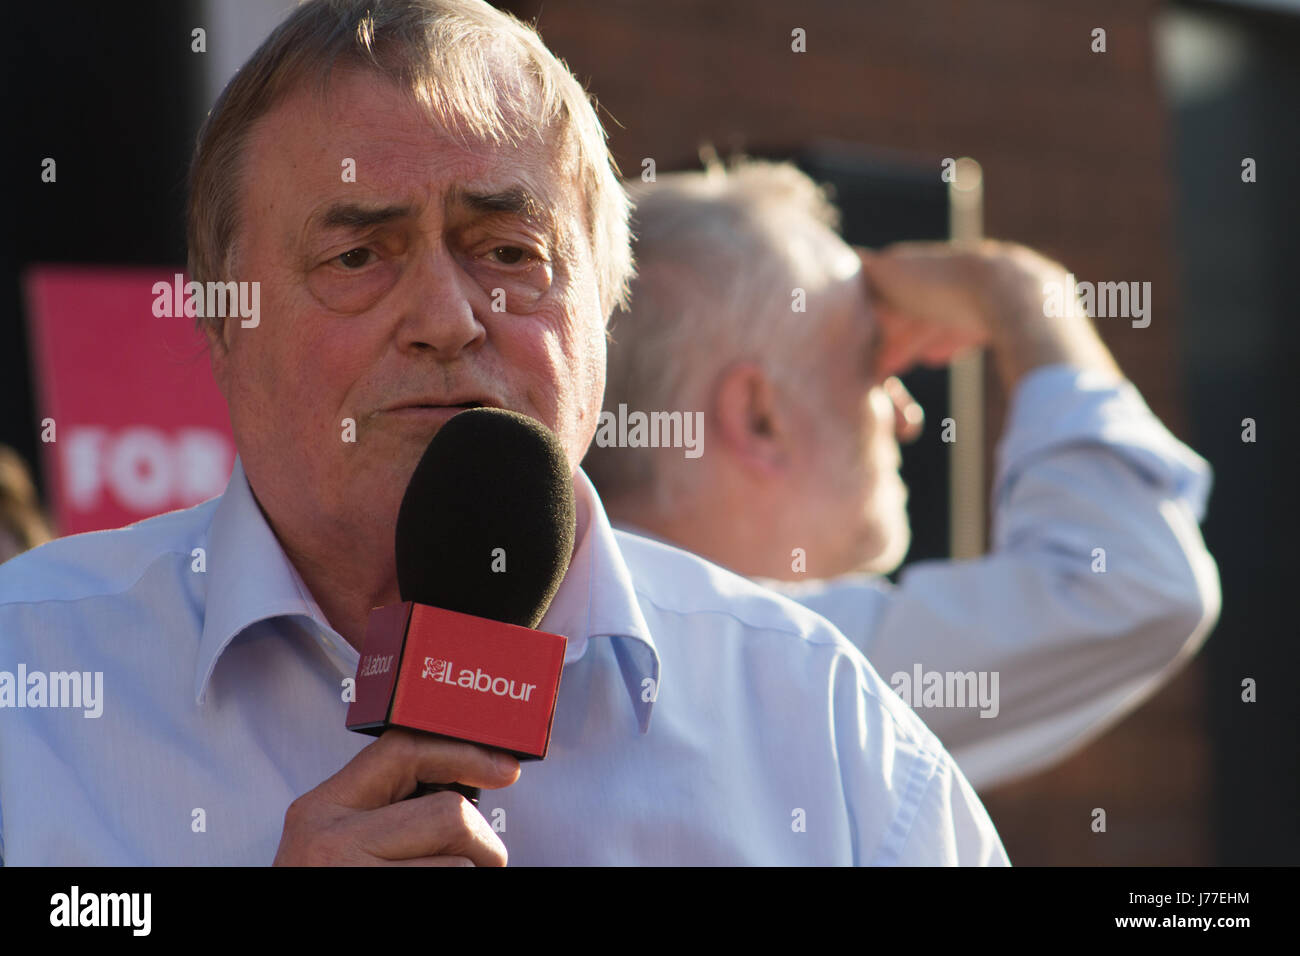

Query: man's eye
[488,246,526,265]
[336,248,373,269]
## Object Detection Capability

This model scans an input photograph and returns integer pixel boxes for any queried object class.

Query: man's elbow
[1124,502,1222,666]
[1159,532,1221,663]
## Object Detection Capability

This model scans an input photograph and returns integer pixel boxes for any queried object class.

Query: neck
[283,540,399,652]
[255,468,594,651]
[605,487,791,581]
[251,490,399,652]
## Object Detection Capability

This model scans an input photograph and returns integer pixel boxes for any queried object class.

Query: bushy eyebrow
[448,185,559,242]
[316,203,414,231]
[308,186,561,244]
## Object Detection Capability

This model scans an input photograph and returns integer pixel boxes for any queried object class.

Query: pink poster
[24,266,235,536]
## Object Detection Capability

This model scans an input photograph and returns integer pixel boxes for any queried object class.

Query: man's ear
[202,318,230,390]
[710,362,790,478]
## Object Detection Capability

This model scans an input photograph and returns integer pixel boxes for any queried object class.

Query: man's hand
[272,728,520,866]
[859,240,1122,389]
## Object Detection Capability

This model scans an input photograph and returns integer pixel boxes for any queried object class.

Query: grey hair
[584,159,849,510]
[187,0,633,331]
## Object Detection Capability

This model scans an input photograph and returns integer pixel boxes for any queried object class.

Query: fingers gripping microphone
[347,408,576,805]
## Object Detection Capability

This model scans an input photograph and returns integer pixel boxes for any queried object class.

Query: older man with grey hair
[0,0,1006,865]
[585,160,1220,789]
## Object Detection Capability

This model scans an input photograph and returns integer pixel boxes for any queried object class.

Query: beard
[820,401,912,576]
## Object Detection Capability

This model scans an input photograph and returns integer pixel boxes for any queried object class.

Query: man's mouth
[387,399,495,413]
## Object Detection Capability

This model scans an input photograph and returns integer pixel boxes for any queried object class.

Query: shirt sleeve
[894,754,1012,865]
[785,365,1222,790]
[827,643,1010,865]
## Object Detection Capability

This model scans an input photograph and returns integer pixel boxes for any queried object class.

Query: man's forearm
[981,258,1124,391]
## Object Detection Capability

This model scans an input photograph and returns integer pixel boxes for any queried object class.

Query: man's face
[784,233,912,576]
[208,68,606,557]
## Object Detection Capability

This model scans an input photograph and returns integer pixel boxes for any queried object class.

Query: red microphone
[347,408,577,802]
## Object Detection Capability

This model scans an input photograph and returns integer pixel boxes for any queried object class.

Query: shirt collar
[541,468,659,732]
[195,457,338,703]
[195,457,660,731]
[610,519,675,547]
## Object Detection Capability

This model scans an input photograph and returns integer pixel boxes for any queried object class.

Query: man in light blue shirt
[0,0,1006,866]
[585,162,1220,791]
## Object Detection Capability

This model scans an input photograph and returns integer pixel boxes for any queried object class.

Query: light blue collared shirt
[0,458,1007,865]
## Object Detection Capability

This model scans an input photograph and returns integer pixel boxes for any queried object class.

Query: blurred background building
[3,0,1295,864]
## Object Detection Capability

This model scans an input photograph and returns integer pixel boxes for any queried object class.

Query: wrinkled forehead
[244,62,584,238]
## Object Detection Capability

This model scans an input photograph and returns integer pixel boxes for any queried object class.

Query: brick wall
[499,0,1210,864]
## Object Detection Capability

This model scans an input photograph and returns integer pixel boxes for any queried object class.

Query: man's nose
[883,376,924,443]
[400,249,485,357]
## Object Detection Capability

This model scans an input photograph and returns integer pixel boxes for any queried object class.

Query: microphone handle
[410,781,481,806]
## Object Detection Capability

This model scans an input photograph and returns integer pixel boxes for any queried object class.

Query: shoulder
[613,529,941,747]
[615,529,846,645]
[0,499,218,608]
[758,572,896,643]
[611,531,1007,864]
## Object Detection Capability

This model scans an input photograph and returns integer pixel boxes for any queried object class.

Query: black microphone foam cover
[395,407,576,629]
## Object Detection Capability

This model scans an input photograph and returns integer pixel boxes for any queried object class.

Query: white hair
[585,159,852,510]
